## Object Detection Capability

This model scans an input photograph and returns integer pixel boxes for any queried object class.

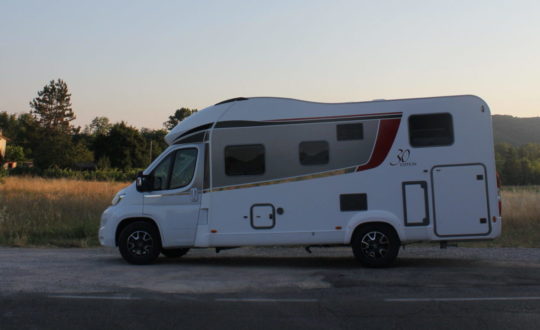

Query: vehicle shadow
[99,249,488,269]
[151,255,484,269]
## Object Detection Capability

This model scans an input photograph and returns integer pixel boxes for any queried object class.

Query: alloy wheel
[127,230,153,256]
[360,231,390,259]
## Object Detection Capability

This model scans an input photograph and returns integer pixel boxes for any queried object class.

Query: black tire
[351,224,400,267]
[118,221,161,265]
[161,248,190,258]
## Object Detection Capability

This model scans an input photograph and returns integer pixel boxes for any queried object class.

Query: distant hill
[492,115,540,145]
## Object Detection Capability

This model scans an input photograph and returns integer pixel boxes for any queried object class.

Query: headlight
[111,193,126,206]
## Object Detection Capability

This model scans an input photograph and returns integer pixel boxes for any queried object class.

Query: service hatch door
[432,164,491,237]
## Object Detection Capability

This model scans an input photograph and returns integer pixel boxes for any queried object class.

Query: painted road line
[215,298,318,303]
[48,295,141,301]
[385,297,540,302]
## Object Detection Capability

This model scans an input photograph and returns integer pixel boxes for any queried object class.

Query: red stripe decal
[356,118,401,172]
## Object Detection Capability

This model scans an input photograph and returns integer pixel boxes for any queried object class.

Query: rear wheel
[161,248,190,258]
[118,221,161,265]
[352,224,400,267]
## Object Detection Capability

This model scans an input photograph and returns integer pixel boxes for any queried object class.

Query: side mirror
[136,172,154,192]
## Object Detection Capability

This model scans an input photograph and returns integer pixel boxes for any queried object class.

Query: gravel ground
[1,246,540,330]
[400,245,540,262]
[1,246,539,295]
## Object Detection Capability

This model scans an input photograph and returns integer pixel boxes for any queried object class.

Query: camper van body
[99,95,501,265]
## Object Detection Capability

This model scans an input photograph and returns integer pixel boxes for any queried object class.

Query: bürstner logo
[390,149,417,167]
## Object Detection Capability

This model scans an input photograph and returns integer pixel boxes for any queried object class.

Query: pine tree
[29,79,75,132]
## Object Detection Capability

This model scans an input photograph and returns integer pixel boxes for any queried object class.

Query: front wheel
[118,221,161,265]
[352,224,400,267]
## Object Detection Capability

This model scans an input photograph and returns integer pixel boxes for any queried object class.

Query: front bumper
[99,206,117,247]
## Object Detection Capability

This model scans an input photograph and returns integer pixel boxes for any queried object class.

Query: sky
[1,0,539,129]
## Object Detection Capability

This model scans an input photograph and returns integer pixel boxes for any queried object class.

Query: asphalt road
[1,246,540,329]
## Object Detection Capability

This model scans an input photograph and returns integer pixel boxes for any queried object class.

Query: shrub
[7,167,140,182]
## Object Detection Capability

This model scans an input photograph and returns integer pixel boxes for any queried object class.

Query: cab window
[151,148,198,190]
[170,148,198,189]
[152,154,173,190]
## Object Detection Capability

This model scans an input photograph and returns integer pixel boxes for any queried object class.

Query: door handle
[144,194,162,198]
[191,187,199,202]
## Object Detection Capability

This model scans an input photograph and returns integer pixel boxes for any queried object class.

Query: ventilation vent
[340,194,368,211]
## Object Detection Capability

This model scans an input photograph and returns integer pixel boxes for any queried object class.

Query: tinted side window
[299,141,329,165]
[225,144,265,176]
[409,113,454,147]
[151,154,173,190]
[337,123,363,141]
[169,148,198,189]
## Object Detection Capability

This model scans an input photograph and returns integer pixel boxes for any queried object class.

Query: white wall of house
[0,137,6,160]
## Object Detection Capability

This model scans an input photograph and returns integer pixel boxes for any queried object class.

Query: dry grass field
[0,177,538,247]
[0,177,128,247]
[488,187,540,248]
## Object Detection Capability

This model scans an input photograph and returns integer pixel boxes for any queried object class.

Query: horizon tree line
[0,79,197,170]
[2,79,540,185]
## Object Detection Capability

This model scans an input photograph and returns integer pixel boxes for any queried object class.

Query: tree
[30,79,75,133]
[16,113,41,160]
[163,108,197,130]
[4,145,25,162]
[141,128,168,164]
[0,112,41,160]
[27,79,89,169]
[31,131,71,169]
[69,142,94,165]
[32,131,93,169]
[84,116,112,136]
[94,122,147,169]
[494,142,540,185]
[96,156,111,169]
[0,111,18,138]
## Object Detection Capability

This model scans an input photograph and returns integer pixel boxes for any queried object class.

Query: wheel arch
[344,210,404,244]
[115,217,162,247]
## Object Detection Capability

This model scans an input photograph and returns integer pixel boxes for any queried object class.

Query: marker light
[111,193,126,206]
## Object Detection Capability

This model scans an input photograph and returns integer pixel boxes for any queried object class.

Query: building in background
[0,130,16,169]
[0,130,7,163]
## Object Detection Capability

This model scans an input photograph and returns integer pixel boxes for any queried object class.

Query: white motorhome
[99,95,501,266]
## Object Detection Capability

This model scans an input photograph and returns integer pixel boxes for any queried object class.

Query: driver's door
[142,145,203,247]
